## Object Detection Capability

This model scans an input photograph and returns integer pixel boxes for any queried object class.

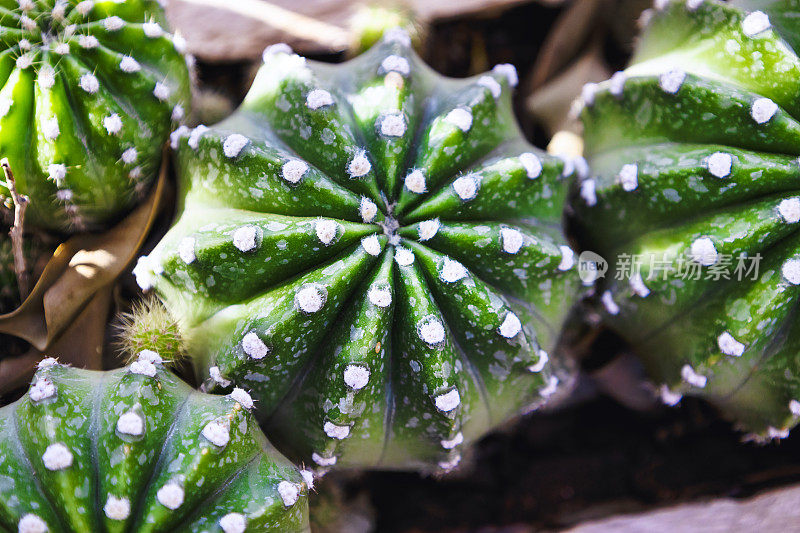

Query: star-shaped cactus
[135,31,581,471]
[576,0,800,438]
[0,0,191,232]
[0,354,310,532]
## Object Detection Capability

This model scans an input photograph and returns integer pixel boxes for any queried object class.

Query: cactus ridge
[577,0,800,437]
[0,0,191,232]
[137,33,582,471]
[0,354,310,532]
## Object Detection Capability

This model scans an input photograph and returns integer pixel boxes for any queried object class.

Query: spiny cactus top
[135,32,582,472]
[0,354,310,533]
[576,0,800,438]
[0,0,191,232]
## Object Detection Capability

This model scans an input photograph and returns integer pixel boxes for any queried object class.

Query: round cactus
[0,0,191,232]
[0,354,310,532]
[576,0,800,438]
[134,32,582,472]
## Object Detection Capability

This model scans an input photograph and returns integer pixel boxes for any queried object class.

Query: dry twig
[2,158,29,300]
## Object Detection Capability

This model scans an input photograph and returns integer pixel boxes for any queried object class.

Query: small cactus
[0,354,310,532]
[0,0,191,232]
[577,0,800,438]
[135,32,582,471]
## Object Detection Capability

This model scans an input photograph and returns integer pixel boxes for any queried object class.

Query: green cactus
[0,0,191,233]
[576,0,800,438]
[0,353,310,532]
[133,32,582,472]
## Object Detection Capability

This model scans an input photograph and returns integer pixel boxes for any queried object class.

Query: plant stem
[2,158,29,300]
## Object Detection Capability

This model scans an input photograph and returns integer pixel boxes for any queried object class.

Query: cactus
[134,32,582,472]
[0,353,310,532]
[576,0,800,438]
[0,0,191,232]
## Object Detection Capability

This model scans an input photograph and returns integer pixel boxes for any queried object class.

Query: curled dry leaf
[0,157,168,352]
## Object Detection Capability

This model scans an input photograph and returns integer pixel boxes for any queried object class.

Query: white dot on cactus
[42,443,72,471]
[681,364,707,388]
[380,113,406,137]
[37,357,58,369]
[404,169,426,193]
[751,97,778,124]
[282,159,308,184]
[601,290,620,315]
[790,399,800,416]
[519,152,542,179]
[445,107,473,132]
[156,483,184,510]
[29,377,56,402]
[359,197,378,222]
[361,234,382,256]
[418,315,446,346]
[229,387,254,409]
[76,73,99,96]
[42,117,60,140]
[133,256,157,291]
[18,0,34,10]
[263,43,293,62]
[300,469,315,490]
[39,66,55,89]
[659,69,686,94]
[171,104,185,121]
[384,27,411,46]
[76,0,94,15]
[778,198,800,223]
[18,514,47,533]
[121,147,138,164]
[222,134,249,158]
[143,22,164,38]
[540,375,560,398]
[306,89,334,110]
[53,43,69,55]
[689,237,718,266]
[742,10,771,37]
[527,350,549,373]
[558,245,576,271]
[188,125,209,150]
[129,359,157,377]
[209,366,231,387]
[129,166,143,180]
[441,432,464,449]
[315,219,340,245]
[119,56,141,73]
[78,34,99,48]
[581,178,597,206]
[177,237,196,264]
[347,151,371,177]
[418,219,440,241]
[477,75,502,98]
[608,71,627,96]
[103,114,123,135]
[173,33,187,53]
[499,227,524,254]
[138,349,162,364]
[295,283,327,313]
[117,412,145,436]
[153,82,171,102]
[202,420,230,447]
[439,257,468,283]
[395,247,415,266]
[19,14,36,31]
[717,331,745,357]
[241,331,269,359]
[368,284,392,308]
[219,513,247,533]
[498,312,522,338]
[344,364,370,390]
[101,495,130,520]
[434,389,461,412]
[47,164,66,183]
[707,152,733,178]
[312,452,337,466]
[782,258,800,285]
[659,384,682,406]
[619,163,638,191]
[629,272,650,297]
[492,63,518,87]
[233,225,260,252]
[104,15,125,31]
[453,174,479,201]
[278,480,301,507]
[55,189,73,202]
[19,39,32,51]
[15,54,31,69]
[381,55,410,76]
